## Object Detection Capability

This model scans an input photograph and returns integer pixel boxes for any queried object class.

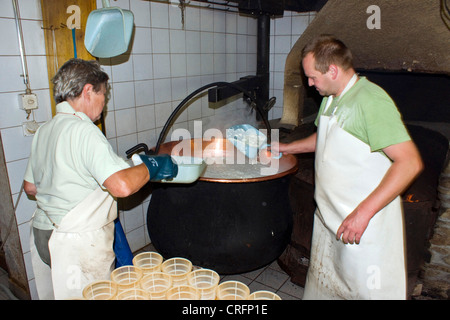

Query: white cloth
[303,100,407,299]
[30,187,117,300]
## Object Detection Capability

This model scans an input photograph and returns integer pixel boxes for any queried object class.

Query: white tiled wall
[0,0,314,299]
[270,10,313,119]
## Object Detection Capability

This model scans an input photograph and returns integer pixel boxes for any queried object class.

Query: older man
[276,35,423,299]
[24,59,177,299]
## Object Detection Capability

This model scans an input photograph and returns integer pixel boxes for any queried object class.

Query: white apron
[303,76,407,300]
[30,187,117,300]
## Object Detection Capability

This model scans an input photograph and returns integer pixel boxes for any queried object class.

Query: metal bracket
[207,75,260,103]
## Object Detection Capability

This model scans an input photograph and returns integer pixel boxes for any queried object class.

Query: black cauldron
[146,139,298,274]
[125,81,297,274]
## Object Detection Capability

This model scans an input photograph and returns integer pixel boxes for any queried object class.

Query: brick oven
[275,0,450,299]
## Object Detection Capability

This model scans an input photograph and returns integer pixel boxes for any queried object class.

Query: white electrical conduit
[12,0,30,92]
[2,0,29,275]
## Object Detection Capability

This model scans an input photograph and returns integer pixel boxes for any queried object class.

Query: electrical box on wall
[19,93,40,136]
[22,120,40,136]
[19,93,38,111]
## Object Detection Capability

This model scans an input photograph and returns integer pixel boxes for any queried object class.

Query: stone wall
[421,157,450,299]
[281,0,450,126]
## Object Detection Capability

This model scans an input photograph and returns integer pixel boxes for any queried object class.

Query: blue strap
[71,28,77,58]
[113,219,133,267]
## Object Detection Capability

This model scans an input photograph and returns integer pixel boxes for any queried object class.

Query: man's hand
[336,209,372,244]
[24,180,37,197]
[134,154,178,181]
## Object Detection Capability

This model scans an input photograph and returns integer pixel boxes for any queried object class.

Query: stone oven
[276,0,450,299]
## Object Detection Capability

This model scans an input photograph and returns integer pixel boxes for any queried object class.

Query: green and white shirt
[315,76,411,153]
[24,102,130,230]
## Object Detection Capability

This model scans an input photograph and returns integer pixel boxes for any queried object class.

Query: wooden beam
[40,0,98,117]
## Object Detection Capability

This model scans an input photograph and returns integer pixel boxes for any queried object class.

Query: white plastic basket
[140,272,173,300]
[166,285,200,300]
[216,280,250,300]
[117,287,149,300]
[248,290,282,300]
[82,280,118,300]
[132,251,163,275]
[110,265,143,293]
[161,257,193,286]
[187,268,220,300]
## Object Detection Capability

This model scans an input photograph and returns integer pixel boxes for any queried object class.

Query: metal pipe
[256,14,270,121]
[148,81,272,155]
[12,0,30,91]
[150,0,239,13]
[257,14,270,79]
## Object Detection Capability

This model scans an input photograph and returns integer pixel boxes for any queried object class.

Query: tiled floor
[0,243,304,300]
[137,243,304,300]
[219,262,304,300]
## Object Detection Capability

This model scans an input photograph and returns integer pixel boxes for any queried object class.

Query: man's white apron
[30,187,117,300]
[303,76,407,300]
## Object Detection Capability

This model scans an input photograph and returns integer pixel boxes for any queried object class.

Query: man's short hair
[302,34,353,74]
[52,58,109,103]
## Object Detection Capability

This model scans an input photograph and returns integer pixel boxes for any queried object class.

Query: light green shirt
[24,102,130,230]
[315,77,411,153]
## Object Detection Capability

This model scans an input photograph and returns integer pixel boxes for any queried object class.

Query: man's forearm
[278,132,317,155]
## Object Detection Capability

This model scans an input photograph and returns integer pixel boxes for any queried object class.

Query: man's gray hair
[52,58,109,103]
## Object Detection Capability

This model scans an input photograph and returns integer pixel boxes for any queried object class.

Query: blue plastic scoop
[226,124,282,159]
[84,0,134,58]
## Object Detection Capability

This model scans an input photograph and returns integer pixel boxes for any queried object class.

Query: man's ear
[81,83,94,101]
[328,64,339,80]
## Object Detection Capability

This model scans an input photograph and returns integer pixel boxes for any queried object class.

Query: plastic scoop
[84,0,134,58]
[226,124,282,159]
[132,154,206,184]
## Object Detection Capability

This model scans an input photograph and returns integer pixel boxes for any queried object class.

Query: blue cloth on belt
[113,219,133,267]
